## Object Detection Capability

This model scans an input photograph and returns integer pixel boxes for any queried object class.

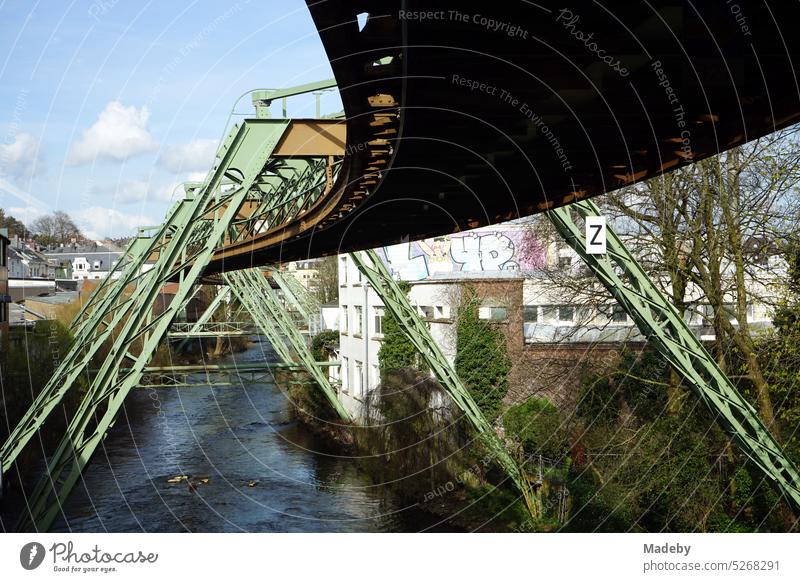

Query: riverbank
[3,339,470,532]
[286,371,534,532]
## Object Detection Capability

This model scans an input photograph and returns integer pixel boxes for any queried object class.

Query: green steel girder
[547,199,800,510]
[174,286,231,350]
[272,269,320,322]
[225,157,338,244]
[14,119,291,532]
[137,362,339,389]
[168,320,255,338]
[0,198,201,474]
[222,269,350,421]
[251,78,337,118]
[349,250,540,517]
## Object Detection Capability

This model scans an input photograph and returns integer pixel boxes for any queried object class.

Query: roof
[7,245,50,264]
[25,291,79,305]
[44,246,122,272]
[45,244,123,257]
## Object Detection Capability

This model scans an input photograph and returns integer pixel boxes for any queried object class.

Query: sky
[0,0,341,240]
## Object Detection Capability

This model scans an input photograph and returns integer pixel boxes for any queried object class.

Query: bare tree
[314,255,338,304]
[32,211,84,247]
[606,127,800,426]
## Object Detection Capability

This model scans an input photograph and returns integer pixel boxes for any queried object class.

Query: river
[47,339,459,532]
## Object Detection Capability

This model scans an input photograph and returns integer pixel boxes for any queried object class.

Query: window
[479,306,508,321]
[341,305,349,334]
[341,357,349,392]
[339,256,348,285]
[556,305,574,322]
[523,306,538,323]
[373,306,384,335]
[492,307,508,320]
[611,304,627,323]
[354,305,363,335]
[434,305,445,319]
[419,305,434,319]
[354,361,363,396]
[372,364,380,389]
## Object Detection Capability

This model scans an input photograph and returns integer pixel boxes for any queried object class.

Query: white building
[332,221,783,418]
[335,223,540,417]
[44,243,123,281]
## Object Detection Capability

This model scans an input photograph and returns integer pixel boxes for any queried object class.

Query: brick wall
[459,279,643,410]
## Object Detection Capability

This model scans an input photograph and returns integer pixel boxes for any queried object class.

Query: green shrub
[504,397,568,461]
[454,287,510,421]
[377,282,428,375]
[311,329,339,361]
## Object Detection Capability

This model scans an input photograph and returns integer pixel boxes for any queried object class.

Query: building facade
[44,243,123,281]
[6,237,54,279]
[332,221,783,417]
[0,228,10,339]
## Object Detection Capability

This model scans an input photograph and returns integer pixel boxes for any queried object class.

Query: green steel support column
[175,287,231,349]
[547,199,800,510]
[349,250,540,517]
[272,270,320,322]
[223,270,350,421]
[1,199,198,474]
[17,120,291,532]
[224,276,297,364]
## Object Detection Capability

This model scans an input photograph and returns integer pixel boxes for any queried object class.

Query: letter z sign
[585,216,607,255]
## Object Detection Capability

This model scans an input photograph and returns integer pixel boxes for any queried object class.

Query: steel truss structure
[272,269,321,324]
[547,199,800,509]
[223,269,350,421]
[1,74,798,531]
[2,82,348,531]
[349,250,541,517]
[137,362,339,389]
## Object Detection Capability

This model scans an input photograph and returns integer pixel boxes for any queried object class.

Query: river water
[48,340,457,532]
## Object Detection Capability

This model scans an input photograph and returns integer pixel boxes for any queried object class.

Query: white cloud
[0,133,42,181]
[112,180,151,204]
[76,206,154,239]
[97,172,208,205]
[67,101,159,166]
[7,205,45,225]
[157,138,217,173]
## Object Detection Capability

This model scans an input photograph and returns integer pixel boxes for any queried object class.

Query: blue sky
[0,0,340,239]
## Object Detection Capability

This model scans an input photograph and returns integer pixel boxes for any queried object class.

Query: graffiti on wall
[376,229,546,281]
